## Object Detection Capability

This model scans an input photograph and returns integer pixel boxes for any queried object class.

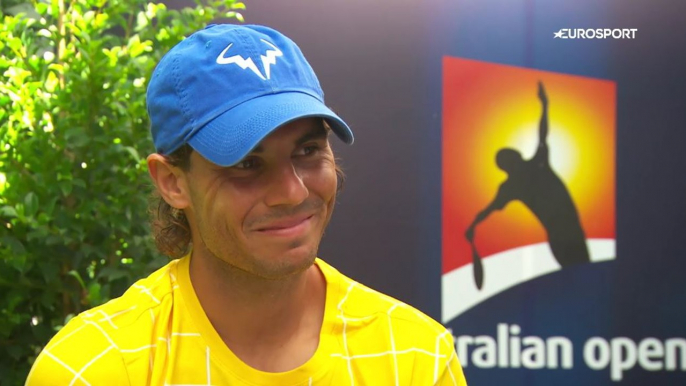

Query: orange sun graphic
[442,57,616,274]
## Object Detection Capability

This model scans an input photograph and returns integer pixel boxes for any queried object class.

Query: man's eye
[300,145,320,156]
[234,158,258,169]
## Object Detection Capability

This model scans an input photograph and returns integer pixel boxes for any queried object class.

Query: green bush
[0,0,245,382]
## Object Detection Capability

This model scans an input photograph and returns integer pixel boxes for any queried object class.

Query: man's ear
[147,153,191,209]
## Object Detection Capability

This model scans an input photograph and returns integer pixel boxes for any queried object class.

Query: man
[466,82,590,274]
[27,24,467,385]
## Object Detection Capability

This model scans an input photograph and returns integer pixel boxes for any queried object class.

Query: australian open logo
[441,58,617,324]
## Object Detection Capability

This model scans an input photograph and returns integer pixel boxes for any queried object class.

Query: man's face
[183,118,338,279]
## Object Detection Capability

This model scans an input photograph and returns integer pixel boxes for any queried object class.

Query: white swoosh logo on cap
[216,39,283,81]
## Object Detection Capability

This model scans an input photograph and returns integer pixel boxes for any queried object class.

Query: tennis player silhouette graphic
[465,82,590,290]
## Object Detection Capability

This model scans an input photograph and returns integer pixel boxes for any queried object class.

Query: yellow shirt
[26,256,467,385]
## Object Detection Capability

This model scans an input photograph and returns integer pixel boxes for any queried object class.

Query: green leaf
[24,192,39,216]
[136,11,149,30]
[67,270,86,290]
[86,282,102,305]
[44,196,58,216]
[0,206,18,218]
[10,253,27,272]
[124,146,141,162]
[37,29,52,38]
[225,11,244,22]
[45,235,62,245]
[13,203,26,221]
[27,227,49,241]
[1,236,26,255]
[35,2,48,15]
[59,180,73,196]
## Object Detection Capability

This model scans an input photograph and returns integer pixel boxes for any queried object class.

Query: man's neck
[188,250,326,371]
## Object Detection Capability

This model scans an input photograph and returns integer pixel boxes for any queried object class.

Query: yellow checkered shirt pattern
[27,256,467,385]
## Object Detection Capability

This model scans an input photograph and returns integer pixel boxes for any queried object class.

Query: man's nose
[264,162,309,207]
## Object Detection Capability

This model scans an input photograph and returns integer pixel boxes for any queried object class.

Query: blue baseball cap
[147,24,354,166]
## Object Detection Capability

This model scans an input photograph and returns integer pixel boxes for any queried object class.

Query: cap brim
[187,91,353,166]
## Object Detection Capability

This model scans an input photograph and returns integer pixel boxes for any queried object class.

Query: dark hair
[150,144,194,258]
[149,130,346,258]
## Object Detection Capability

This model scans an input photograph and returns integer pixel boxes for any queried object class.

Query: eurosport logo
[441,58,616,324]
[554,28,637,39]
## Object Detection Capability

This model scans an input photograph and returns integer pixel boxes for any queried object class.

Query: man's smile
[254,213,315,237]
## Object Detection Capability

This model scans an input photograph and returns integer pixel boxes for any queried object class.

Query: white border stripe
[442,239,616,323]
